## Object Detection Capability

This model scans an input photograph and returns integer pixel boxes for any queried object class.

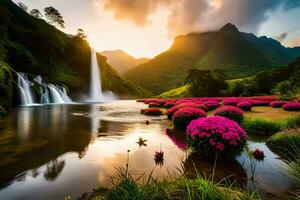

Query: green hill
[0,0,151,106]
[125,23,300,95]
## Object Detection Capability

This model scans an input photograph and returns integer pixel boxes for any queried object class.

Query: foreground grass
[89,168,259,200]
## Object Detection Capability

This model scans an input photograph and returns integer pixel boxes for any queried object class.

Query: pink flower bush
[148,102,160,108]
[237,101,252,111]
[143,108,163,116]
[214,106,244,124]
[186,116,248,158]
[165,103,206,119]
[164,102,176,108]
[270,101,286,108]
[204,101,221,111]
[283,103,300,111]
[172,107,206,130]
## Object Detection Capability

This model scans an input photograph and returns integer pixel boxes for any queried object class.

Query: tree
[185,69,228,97]
[44,7,65,28]
[251,71,274,94]
[276,81,296,100]
[17,2,28,12]
[76,28,87,40]
[30,9,43,18]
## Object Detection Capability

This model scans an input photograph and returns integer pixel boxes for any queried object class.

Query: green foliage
[276,81,297,100]
[266,129,300,161]
[44,6,65,28]
[158,84,192,98]
[0,60,13,106]
[242,118,282,135]
[98,167,259,200]
[185,69,228,97]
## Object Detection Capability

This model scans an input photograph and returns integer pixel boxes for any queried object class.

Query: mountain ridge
[125,23,300,95]
[100,49,150,75]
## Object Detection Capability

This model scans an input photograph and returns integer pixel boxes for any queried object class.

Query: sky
[13,0,300,58]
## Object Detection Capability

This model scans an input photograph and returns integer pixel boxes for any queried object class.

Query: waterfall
[89,48,104,101]
[17,73,35,105]
[17,73,72,106]
[88,48,117,102]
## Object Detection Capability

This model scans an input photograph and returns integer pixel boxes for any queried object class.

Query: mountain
[0,0,151,106]
[125,23,300,95]
[101,49,149,75]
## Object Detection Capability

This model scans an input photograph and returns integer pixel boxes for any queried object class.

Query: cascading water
[88,48,117,102]
[17,73,35,105]
[89,48,104,101]
[17,73,72,106]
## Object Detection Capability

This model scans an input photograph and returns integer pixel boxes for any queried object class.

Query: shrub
[237,102,252,111]
[214,106,244,124]
[172,107,206,130]
[242,118,281,135]
[269,101,286,108]
[283,103,300,111]
[164,102,175,108]
[204,101,221,111]
[143,108,163,116]
[186,116,248,158]
[148,103,160,108]
[165,103,206,119]
[266,129,300,160]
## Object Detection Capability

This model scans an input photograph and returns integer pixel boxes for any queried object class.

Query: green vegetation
[91,167,259,200]
[158,84,192,98]
[266,129,300,160]
[185,69,227,97]
[242,118,282,135]
[125,23,300,95]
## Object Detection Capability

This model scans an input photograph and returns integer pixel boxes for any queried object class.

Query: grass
[242,114,300,136]
[158,84,192,98]
[91,167,259,200]
[266,128,300,160]
[241,118,282,135]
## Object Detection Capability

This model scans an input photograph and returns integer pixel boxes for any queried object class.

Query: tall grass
[242,115,300,136]
[92,167,259,200]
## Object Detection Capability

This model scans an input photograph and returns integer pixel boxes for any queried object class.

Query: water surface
[0,101,294,199]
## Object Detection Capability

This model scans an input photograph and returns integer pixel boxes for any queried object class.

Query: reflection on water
[0,101,295,200]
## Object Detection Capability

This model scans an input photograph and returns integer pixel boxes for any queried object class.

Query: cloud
[103,0,171,26]
[287,36,300,47]
[274,31,288,42]
[102,0,300,37]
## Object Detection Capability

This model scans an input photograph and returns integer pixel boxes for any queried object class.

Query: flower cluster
[154,150,164,166]
[172,107,206,130]
[251,149,265,161]
[214,106,244,124]
[186,116,247,158]
[142,108,163,116]
[204,101,220,111]
[164,102,176,108]
[165,102,204,119]
[269,101,286,108]
[237,101,252,111]
[148,102,160,108]
[283,103,300,111]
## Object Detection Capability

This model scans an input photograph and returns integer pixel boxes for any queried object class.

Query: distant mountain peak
[220,23,239,32]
